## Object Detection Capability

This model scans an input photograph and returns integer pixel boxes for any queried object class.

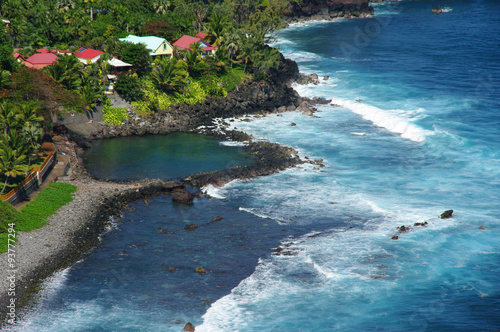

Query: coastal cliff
[69,52,303,142]
[284,0,374,22]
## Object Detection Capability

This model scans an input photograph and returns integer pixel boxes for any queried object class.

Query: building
[119,35,174,59]
[173,35,215,56]
[75,47,104,64]
[24,53,59,69]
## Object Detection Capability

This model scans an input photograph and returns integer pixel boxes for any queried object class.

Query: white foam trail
[239,207,285,223]
[330,97,432,142]
[219,141,246,147]
[442,7,453,13]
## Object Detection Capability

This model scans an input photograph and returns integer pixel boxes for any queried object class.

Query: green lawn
[0,183,77,253]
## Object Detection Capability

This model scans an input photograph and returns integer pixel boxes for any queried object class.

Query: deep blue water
[7,0,500,331]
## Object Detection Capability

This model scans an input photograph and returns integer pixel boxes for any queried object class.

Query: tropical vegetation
[1,0,292,199]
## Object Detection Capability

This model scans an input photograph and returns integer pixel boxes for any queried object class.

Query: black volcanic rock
[285,0,374,22]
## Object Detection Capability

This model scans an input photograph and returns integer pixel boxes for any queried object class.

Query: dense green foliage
[0,100,44,194]
[1,0,289,188]
[0,183,77,253]
[102,104,129,125]
[1,0,288,78]
[114,73,145,102]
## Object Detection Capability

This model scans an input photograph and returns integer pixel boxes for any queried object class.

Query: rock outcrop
[432,6,443,14]
[285,0,374,23]
[440,210,453,219]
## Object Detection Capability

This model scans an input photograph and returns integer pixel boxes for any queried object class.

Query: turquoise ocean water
[6,0,500,331]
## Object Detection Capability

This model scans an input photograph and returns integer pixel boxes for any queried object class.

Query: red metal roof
[25,53,58,68]
[173,35,215,52]
[36,48,73,55]
[75,47,104,60]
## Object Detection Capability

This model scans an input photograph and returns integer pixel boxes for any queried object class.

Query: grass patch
[0,182,77,253]
[16,183,77,232]
[0,199,20,253]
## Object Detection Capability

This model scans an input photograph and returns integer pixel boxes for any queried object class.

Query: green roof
[119,35,171,55]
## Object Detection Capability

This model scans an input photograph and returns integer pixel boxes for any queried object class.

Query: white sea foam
[203,184,227,199]
[442,7,453,13]
[218,141,247,147]
[329,97,433,142]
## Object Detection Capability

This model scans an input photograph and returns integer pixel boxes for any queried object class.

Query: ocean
[6,0,500,331]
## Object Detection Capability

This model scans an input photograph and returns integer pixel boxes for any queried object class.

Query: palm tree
[153,0,170,15]
[0,70,11,90]
[21,123,43,165]
[45,54,83,91]
[16,104,43,130]
[0,101,19,136]
[183,42,204,77]
[150,57,188,93]
[79,74,101,110]
[206,11,230,46]
[0,130,27,195]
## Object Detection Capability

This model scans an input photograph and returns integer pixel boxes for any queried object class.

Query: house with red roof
[36,48,73,55]
[173,35,215,56]
[13,53,27,64]
[75,47,104,64]
[24,53,59,69]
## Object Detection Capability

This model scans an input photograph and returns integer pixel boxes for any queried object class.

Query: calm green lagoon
[83,133,254,181]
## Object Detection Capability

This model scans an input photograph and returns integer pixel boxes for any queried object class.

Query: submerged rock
[184,224,198,231]
[194,266,206,274]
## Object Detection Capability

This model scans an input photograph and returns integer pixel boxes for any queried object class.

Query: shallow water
[83,133,255,181]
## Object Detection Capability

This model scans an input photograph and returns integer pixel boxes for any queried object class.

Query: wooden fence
[1,143,58,206]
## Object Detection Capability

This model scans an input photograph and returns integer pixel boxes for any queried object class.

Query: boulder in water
[184,322,195,331]
[440,210,453,219]
[432,6,443,14]
[195,266,206,274]
[172,188,195,204]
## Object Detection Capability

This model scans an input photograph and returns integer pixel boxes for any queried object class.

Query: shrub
[115,73,145,102]
[102,105,129,125]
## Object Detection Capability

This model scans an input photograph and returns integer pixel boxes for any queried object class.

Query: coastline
[0,54,316,325]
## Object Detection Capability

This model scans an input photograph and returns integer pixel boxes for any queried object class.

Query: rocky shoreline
[284,0,374,24]
[0,50,327,325]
